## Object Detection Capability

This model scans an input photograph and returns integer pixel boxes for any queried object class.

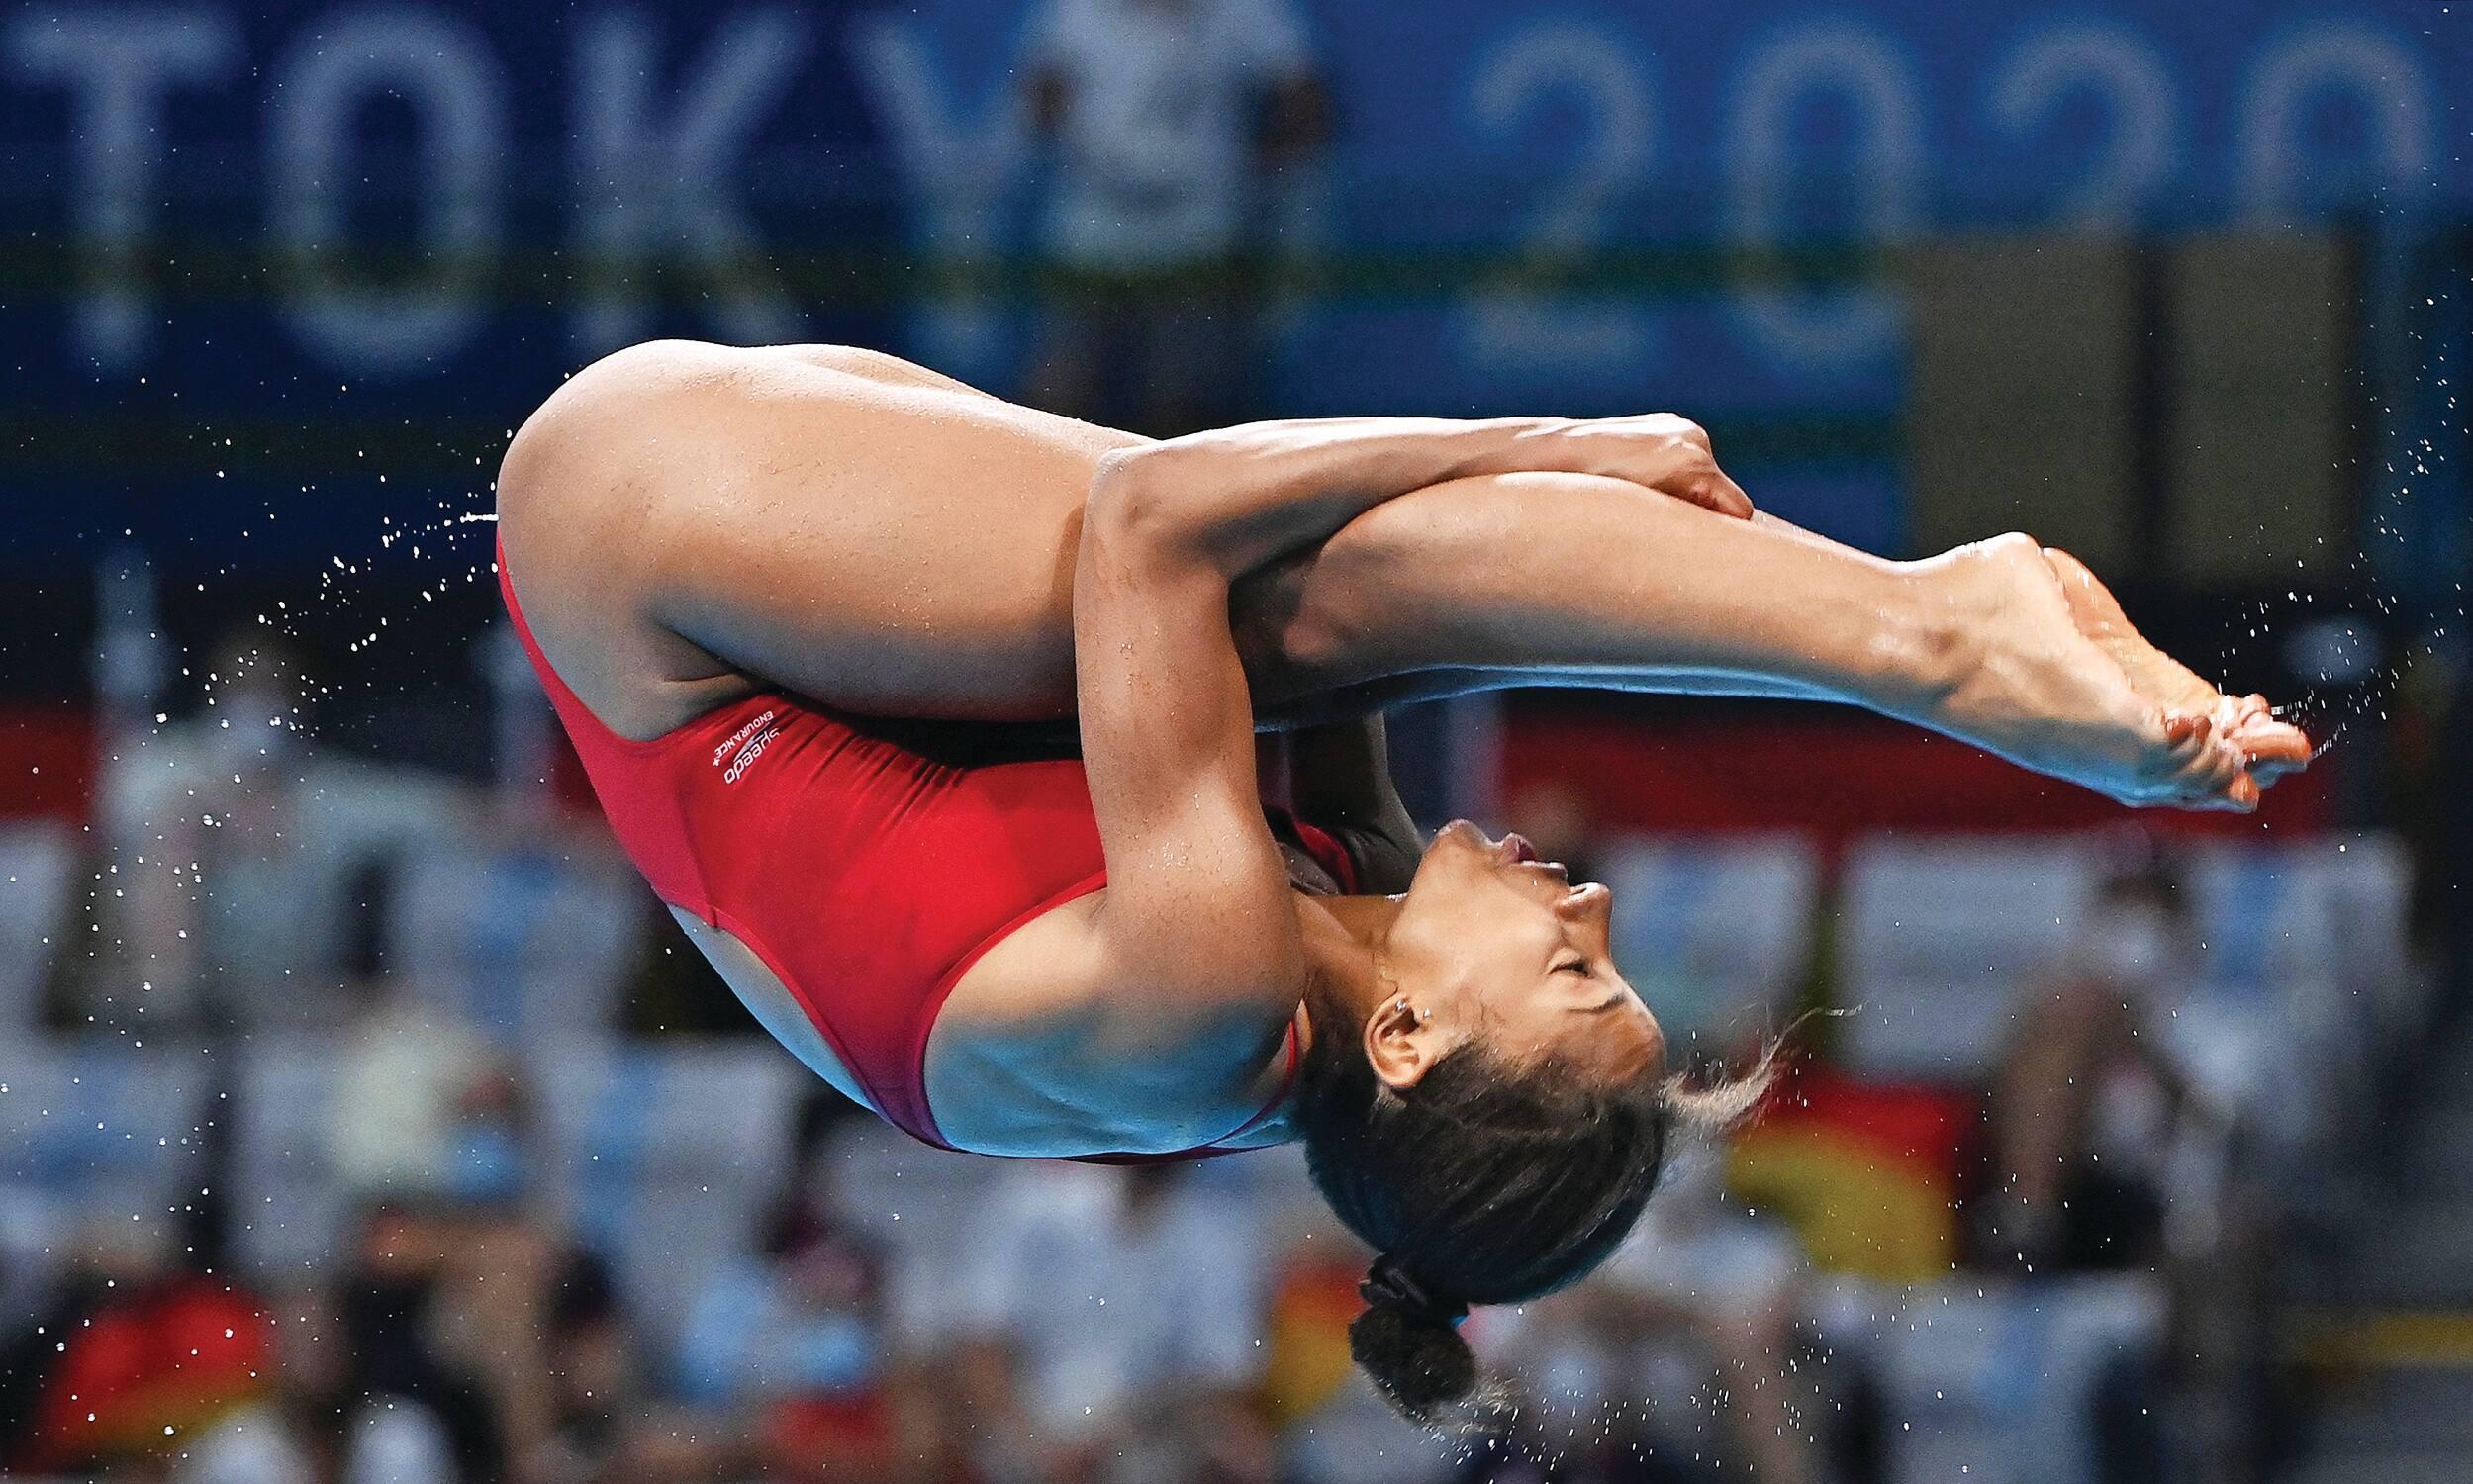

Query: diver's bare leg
[1231,479,1940,721]
[1230,480,2304,813]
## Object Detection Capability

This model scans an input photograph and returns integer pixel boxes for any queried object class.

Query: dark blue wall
[1,0,2464,572]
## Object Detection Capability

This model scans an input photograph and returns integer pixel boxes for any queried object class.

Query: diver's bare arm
[1072,460,1310,1054]
[1121,415,1881,709]
[1099,413,1749,580]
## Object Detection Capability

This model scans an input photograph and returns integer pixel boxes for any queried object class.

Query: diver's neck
[1295,892,1405,1032]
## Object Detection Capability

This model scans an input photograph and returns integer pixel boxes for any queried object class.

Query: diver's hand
[1532,414,1756,520]
[1915,535,2310,812]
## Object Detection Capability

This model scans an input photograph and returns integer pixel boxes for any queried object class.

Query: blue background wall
[2,0,2464,568]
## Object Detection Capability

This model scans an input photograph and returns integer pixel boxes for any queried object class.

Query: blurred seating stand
[1809,1272,2167,1484]
[1832,829,2419,1129]
[1838,834,2111,1082]
[2171,835,2420,1163]
[8,823,2426,1484]
[1763,829,2421,1484]
[1601,831,1820,1054]
[0,1043,206,1226]
[0,1042,209,1333]
[536,1038,804,1341]
[231,1034,803,1342]
[0,819,73,1035]
[383,836,648,1043]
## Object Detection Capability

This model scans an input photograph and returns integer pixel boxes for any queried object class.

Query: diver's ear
[1364,995,1449,1091]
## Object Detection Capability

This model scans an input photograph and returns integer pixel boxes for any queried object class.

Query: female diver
[494,341,2309,1430]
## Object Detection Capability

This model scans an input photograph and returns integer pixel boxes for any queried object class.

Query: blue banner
[1,0,2464,563]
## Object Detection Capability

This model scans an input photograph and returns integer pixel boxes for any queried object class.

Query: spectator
[324,989,516,1202]
[1976,853,2211,1273]
[1017,0,1329,434]
[676,1187,915,1482]
[518,1242,750,1484]
[947,1160,1276,1484]
[333,1202,512,1482]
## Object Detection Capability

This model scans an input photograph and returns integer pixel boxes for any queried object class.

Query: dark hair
[1294,991,1776,1437]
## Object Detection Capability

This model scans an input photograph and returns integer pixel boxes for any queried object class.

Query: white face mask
[209,686,295,769]
[2079,904,2179,986]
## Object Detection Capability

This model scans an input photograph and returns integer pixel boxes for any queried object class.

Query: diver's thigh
[517,343,1137,728]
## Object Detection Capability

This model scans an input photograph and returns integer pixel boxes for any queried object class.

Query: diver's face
[1365,821,1665,1090]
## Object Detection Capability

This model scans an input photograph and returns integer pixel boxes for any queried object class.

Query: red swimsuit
[499,546,1340,1158]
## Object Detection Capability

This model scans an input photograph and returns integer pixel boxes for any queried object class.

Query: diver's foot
[2041,547,2313,792]
[1921,535,2300,811]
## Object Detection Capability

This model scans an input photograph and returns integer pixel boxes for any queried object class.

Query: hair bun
[1350,1254,1507,1436]
[1347,1301,1507,1437]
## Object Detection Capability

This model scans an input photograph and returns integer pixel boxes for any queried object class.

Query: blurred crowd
[0,614,2431,1484]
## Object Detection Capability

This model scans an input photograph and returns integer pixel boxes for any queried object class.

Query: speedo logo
[713,709,782,784]
[712,710,777,764]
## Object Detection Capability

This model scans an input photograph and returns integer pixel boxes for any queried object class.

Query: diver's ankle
[1871,551,1992,723]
